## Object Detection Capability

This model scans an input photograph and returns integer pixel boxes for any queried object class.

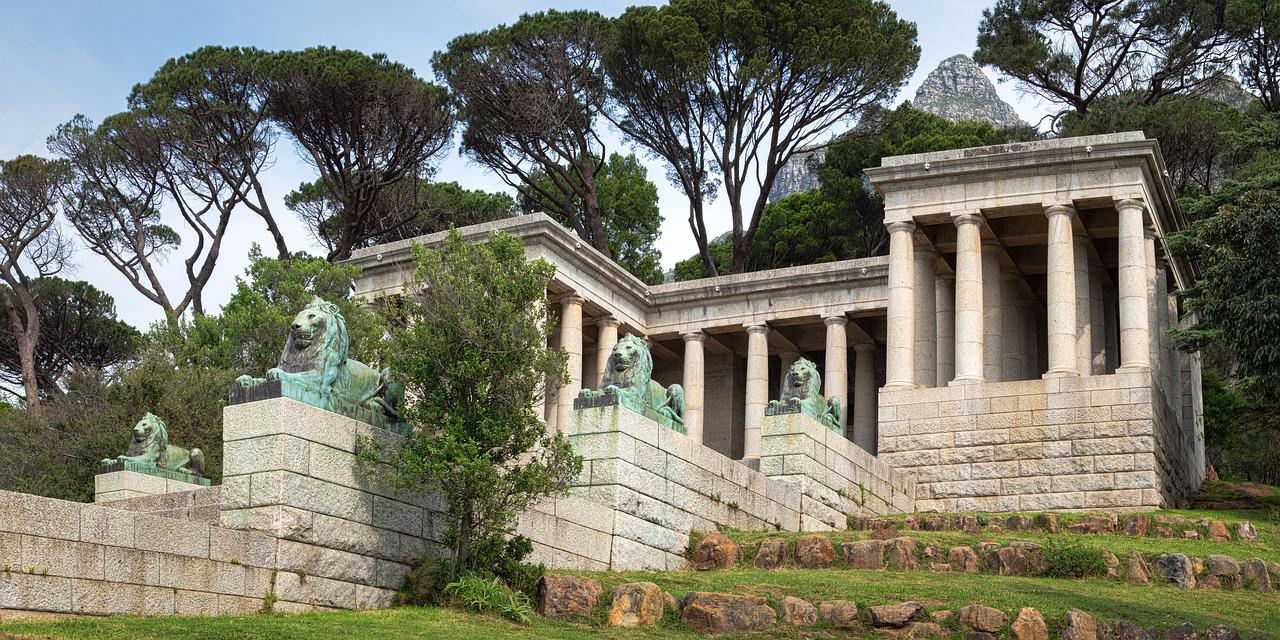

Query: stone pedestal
[94,468,210,503]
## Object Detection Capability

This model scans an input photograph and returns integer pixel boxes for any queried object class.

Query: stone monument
[230,295,408,435]
[96,412,211,502]
[576,334,685,432]
[766,358,841,432]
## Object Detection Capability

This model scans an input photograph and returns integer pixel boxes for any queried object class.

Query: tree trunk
[582,184,611,257]
[689,201,718,278]
[1,291,41,411]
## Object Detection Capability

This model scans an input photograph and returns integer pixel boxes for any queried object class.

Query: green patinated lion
[234,296,404,428]
[579,334,685,431]
[768,357,841,432]
[101,413,205,476]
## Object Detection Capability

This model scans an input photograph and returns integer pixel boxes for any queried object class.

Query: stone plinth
[568,404,802,571]
[761,412,916,530]
[95,468,210,504]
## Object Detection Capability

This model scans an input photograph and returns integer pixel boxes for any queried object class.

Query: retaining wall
[95,486,222,524]
[761,412,916,529]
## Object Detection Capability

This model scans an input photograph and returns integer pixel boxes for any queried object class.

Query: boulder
[819,600,859,628]
[680,592,775,635]
[1206,625,1239,640]
[989,545,1039,576]
[606,582,664,628]
[1104,551,1120,577]
[1207,521,1232,541]
[949,546,980,573]
[868,601,929,628]
[1240,558,1271,591]
[536,575,602,618]
[964,632,996,640]
[957,604,1006,633]
[923,515,951,531]
[1127,551,1151,585]
[886,537,919,570]
[1198,574,1222,590]
[1121,515,1150,537]
[957,514,982,533]
[754,538,786,570]
[776,596,817,625]
[907,622,947,638]
[1066,515,1115,534]
[1035,513,1060,533]
[873,528,903,540]
[1208,519,1228,540]
[1061,609,1099,640]
[1206,555,1240,577]
[1007,515,1035,531]
[1235,522,1257,542]
[691,532,738,571]
[1161,622,1197,640]
[1115,619,1154,640]
[842,539,885,570]
[1013,608,1048,640]
[794,534,835,568]
[1157,553,1197,589]
[930,562,953,572]
[1183,531,1202,540]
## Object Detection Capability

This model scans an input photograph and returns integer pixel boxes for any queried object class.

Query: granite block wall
[877,370,1190,512]
[95,486,222,524]
[568,403,803,571]
[761,412,916,529]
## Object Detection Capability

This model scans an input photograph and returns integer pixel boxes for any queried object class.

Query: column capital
[1114,197,1146,212]
[1144,225,1157,240]
[885,220,916,234]
[681,330,707,344]
[1044,203,1077,218]
[745,323,770,336]
[953,211,985,227]
[559,294,585,307]
[853,342,877,353]
[596,316,619,329]
[823,314,849,327]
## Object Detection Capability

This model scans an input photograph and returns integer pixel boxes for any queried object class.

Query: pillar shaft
[682,331,706,445]
[595,318,619,387]
[1073,231,1093,376]
[533,294,550,430]
[556,295,585,432]
[1044,204,1079,377]
[824,316,849,431]
[1117,198,1151,370]
[1147,233,1161,384]
[981,240,1004,382]
[885,221,917,389]
[853,343,877,452]
[935,274,955,387]
[1021,295,1040,379]
[743,324,769,460]
[913,241,937,389]
[952,213,985,384]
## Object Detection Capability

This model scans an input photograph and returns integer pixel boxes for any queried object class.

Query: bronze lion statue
[579,334,684,431]
[101,413,205,477]
[234,296,403,429]
[768,357,841,431]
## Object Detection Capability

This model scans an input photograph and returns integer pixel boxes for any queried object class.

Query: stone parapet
[877,371,1187,512]
[568,404,802,571]
[94,469,211,504]
[95,486,222,524]
[761,412,916,529]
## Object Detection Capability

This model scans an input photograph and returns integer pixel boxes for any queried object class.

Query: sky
[0,0,1056,329]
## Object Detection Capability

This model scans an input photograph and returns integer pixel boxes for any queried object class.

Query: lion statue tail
[186,448,206,478]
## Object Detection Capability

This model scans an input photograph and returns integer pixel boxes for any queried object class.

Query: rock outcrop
[913,54,1025,129]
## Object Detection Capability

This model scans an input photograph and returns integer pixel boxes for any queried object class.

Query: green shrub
[444,575,533,623]
[1043,537,1109,578]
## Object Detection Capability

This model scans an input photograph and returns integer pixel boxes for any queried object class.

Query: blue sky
[0,0,1052,328]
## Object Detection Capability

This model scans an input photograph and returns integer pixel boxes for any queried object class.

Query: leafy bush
[1043,537,1109,578]
[444,574,533,623]
[399,536,543,606]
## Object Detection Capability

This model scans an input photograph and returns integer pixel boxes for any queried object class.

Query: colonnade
[541,297,880,461]
[883,198,1155,389]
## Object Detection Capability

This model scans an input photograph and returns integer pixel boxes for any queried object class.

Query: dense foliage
[364,230,579,600]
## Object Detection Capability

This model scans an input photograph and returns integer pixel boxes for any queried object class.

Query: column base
[1043,368,1080,379]
[948,376,985,386]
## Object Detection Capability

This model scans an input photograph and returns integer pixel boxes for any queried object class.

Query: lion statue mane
[579,334,684,430]
[768,357,841,431]
[234,296,403,425]
[101,413,205,476]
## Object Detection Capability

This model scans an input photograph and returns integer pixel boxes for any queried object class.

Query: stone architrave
[576,334,685,432]
[230,296,407,433]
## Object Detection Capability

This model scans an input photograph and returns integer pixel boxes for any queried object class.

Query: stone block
[69,578,172,616]
[355,584,396,610]
[273,570,358,610]
[218,593,264,615]
[174,588,220,616]
[610,535,668,571]
[0,491,82,541]
[223,398,359,453]
[20,536,104,580]
[132,514,210,558]
[277,539,376,586]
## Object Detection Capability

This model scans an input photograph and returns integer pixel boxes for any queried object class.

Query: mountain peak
[913,54,1025,129]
